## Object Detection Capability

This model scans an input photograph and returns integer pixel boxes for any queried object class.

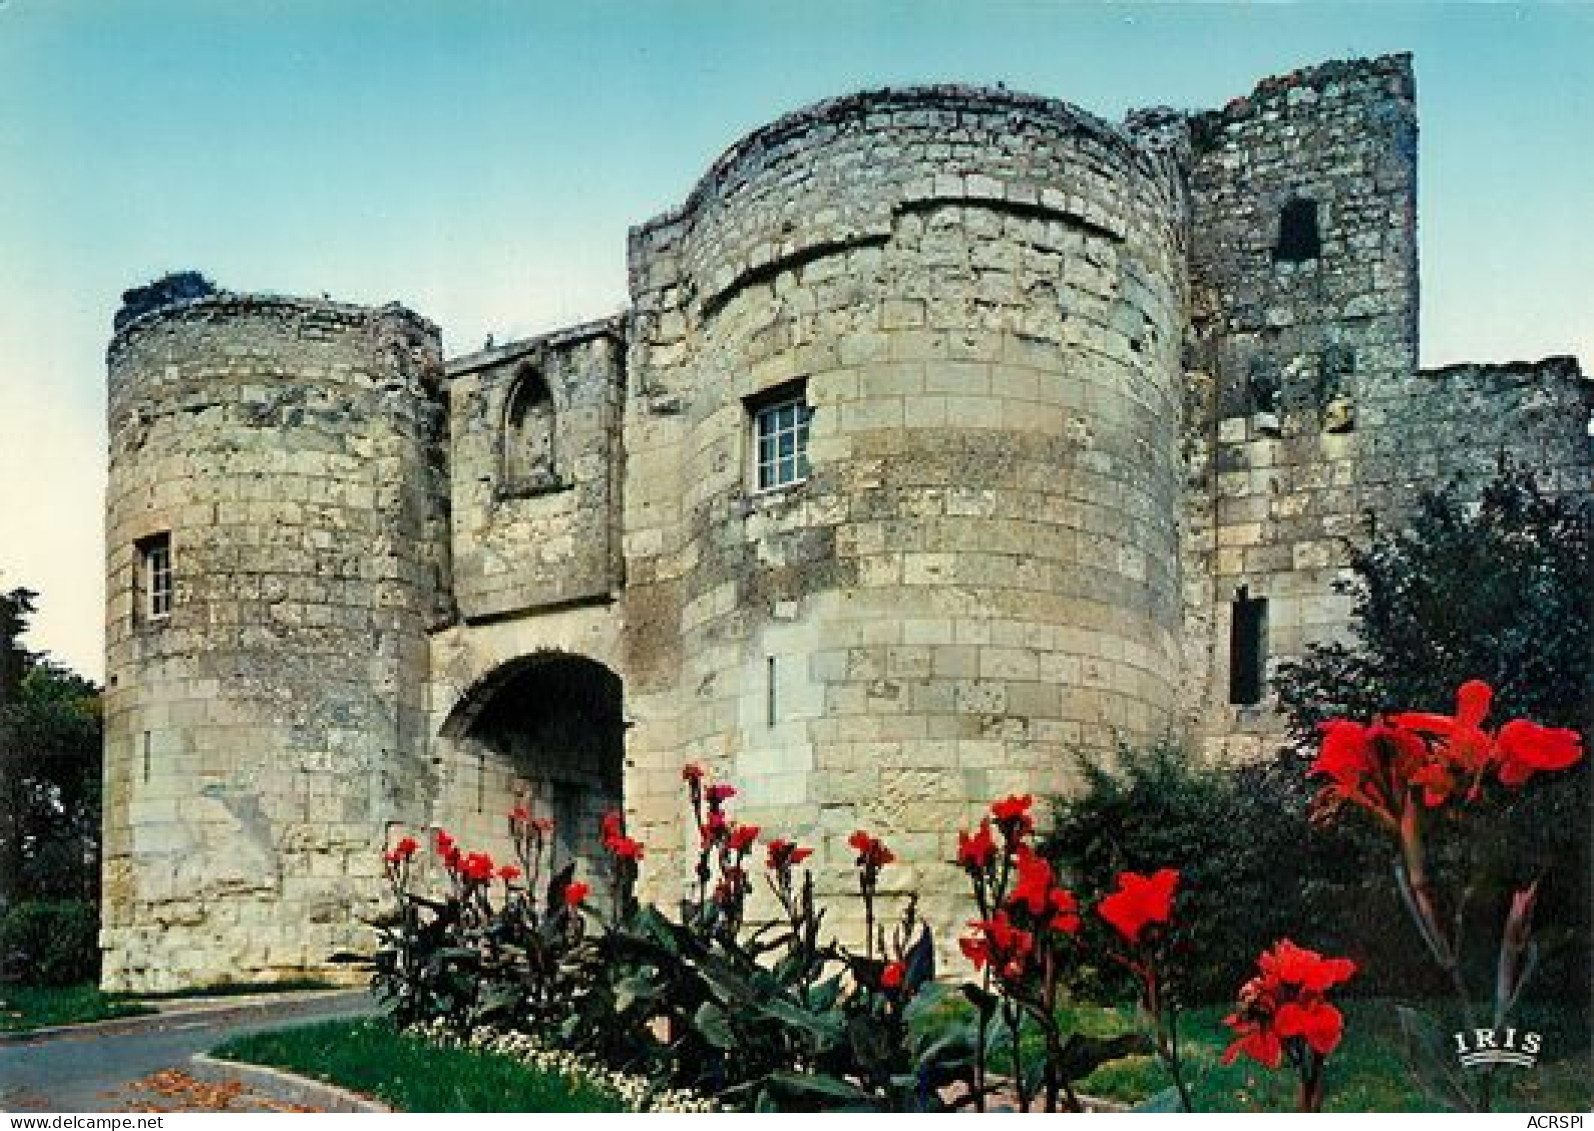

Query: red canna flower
[1274,999,1346,1057]
[960,911,1034,982]
[434,829,456,857]
[728,823,760,853]
[706,783,737,806]
[1047,888,1082,935]
[509,804,531,822]
[497,864,521,883]
[1222,939,1357,1068]
[957,820,997,872]
[1260,938,1357,994]
[881,961,905,990]
[607,835,645,861]
[1495,719,1584,786]
[765,837,813,871]
[681,763,705,782]
[459,852,495,883]
[601,811,624,844]
[1392,679,1497,779]
[531,816,555,836]
[1098,868,1179,946]
[1311,719,1432,821]
[1009,843,1055,916]
[564,881,591,907]
[990,794,1035,840]
[385,836,419,865]
[848,829,894,868]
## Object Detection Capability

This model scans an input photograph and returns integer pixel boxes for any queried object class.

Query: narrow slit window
[751,384,812,492]
[766,656,778,727]
[1273,198,1321,263]
[138,534,172,623]
[1229,587,1268,706]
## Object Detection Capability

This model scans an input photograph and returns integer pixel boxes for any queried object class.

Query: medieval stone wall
[445,318,627,620]
[103,296,447,991]
[1179,54,1424,754]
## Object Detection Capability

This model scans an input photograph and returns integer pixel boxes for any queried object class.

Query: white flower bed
[405,1020,719,1113]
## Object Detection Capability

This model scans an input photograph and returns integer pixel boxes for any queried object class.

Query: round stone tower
[102,293,448,992]
[624,87,1190,941]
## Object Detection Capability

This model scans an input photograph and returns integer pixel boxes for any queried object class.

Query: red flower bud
[728,823,760,853]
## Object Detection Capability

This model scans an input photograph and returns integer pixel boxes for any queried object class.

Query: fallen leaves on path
[116,1069,321,1113]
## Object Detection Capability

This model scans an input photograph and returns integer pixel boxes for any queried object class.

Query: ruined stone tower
[103,298,449,990]
[102,53,1592,990]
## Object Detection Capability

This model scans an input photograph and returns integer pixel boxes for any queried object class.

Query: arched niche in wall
[501,366,560,496]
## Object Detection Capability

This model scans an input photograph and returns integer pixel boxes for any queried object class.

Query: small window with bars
[752,388,812,492]
[139,533,172,623]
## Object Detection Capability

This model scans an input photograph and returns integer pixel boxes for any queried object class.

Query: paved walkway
[0,991,376,1113]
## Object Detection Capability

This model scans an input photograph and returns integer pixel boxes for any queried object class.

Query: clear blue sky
[2,0,1590,679]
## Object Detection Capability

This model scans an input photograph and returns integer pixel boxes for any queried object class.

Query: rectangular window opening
[137,533,172,624]
[750,382,812,492]
[766,656,778,728]
[1229,587,1268,706]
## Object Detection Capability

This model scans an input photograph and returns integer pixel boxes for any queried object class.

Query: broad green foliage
[359,783,1151,1112]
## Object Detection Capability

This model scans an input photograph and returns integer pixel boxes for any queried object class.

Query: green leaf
[613,973,659,1014]
[756,995,845,1049]
[903,979,951,1029]
[764,1070,874,1104]
[847,1013,899,1077]
[808,972,844,1012]
[693,1000,737,1050]
[903,925,935,992]
[1396,1005,1475,1112]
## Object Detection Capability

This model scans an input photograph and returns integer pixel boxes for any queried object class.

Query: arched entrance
[437,652,624,878]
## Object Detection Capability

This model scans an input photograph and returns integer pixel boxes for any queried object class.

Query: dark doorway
[449,653,624,877]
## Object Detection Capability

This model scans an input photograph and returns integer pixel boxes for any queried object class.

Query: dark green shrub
[1042,742,1442,1003]
[0,899,100,985]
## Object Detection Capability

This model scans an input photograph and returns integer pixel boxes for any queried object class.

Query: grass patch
[1055,999,1592,1113]
[0,983,155,1033]
[212,1018,628,1113]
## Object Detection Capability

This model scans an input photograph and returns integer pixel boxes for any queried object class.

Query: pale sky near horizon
[2,0,1590,681]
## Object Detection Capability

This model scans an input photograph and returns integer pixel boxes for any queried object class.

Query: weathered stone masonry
[102,53,1591,990]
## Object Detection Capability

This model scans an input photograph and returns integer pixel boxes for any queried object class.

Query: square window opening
[749,383,812,493]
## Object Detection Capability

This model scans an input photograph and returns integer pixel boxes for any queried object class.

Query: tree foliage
[0,587,103,908]
[1274,463,1590,735]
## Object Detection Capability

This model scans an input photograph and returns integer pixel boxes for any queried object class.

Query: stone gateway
[100,54,1590,992]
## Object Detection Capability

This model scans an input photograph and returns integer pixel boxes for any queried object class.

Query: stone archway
[436,651,624,878]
